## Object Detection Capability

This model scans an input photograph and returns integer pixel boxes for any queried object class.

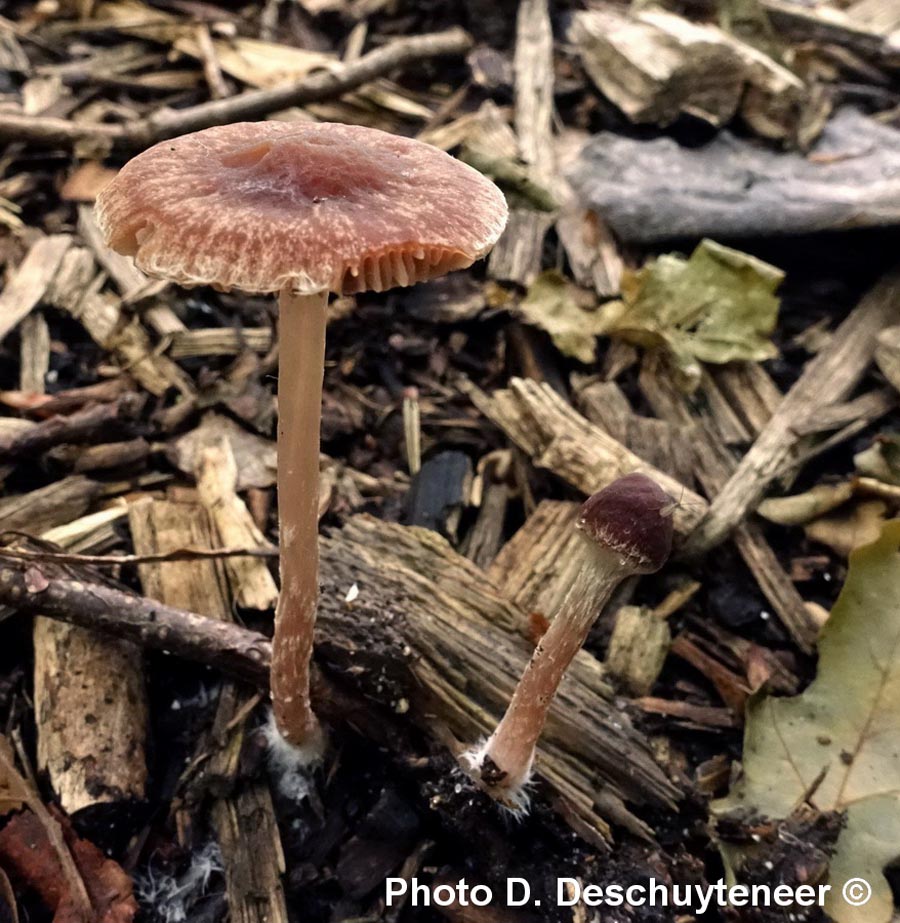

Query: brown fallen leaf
[804,499,887,557]
[0,811,136,923]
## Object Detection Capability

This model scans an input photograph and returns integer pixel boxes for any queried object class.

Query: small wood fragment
[606,606,671,697]
[0,235,72,345]
[19,312,50,395]
[196,439,278,610]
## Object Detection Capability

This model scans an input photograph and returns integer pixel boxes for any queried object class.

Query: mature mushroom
[96,121,508,756]
[464,473,674,813]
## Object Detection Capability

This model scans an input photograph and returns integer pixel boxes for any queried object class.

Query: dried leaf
[715,520,900,923]
[758,481,855,526]
[855,434,900,486]
[0,811,136,923]
[598,239,782,388]
[804,500,887,558]
[518,271,604,363]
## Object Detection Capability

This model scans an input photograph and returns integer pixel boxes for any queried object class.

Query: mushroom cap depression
[577,473,674,574]
[95,121,508,295]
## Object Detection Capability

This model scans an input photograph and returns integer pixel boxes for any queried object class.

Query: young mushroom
[96,122,508,758]
[464,473,674,813]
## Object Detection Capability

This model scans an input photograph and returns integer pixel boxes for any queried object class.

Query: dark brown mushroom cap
[95,121,508,296]
[577,473,675,574]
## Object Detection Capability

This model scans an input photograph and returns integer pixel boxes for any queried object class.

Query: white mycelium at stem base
[464,473,675,814]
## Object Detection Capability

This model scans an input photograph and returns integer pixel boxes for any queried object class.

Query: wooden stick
[0,29,472,150]
[0,394,144,459]
[0,562,272,686]
[682,266,900,556]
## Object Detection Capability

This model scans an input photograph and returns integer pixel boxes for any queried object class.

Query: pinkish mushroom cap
[95,121,508,295]
[577,473,674,574]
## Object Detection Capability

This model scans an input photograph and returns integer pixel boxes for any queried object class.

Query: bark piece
[573,7,746,127]
[567,107,900,242]
[464,376,707,535]
[35,506,147,814]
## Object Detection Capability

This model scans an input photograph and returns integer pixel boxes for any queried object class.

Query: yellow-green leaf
[715,520,900,923]
[598,239,782,388]
[518,271,605,363]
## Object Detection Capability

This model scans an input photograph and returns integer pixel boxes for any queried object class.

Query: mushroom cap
[577,473,674,574]
[95,121,508,296]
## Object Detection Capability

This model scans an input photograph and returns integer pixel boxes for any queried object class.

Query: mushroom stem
[467,544,626,809]
[271,287,328,754]
[464,473,675,813]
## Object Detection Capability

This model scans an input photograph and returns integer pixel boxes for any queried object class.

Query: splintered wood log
[129,495,287,923]
[683,265,900,556]
[34,506,147,814]
[195,439,278,610]
[5,515,679,839]
[464,376,707,535]
[317,516,680,838]
[0,234,72,345]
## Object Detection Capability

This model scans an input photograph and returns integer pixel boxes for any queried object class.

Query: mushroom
[96,121,508,757]
[464,473,674,813]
